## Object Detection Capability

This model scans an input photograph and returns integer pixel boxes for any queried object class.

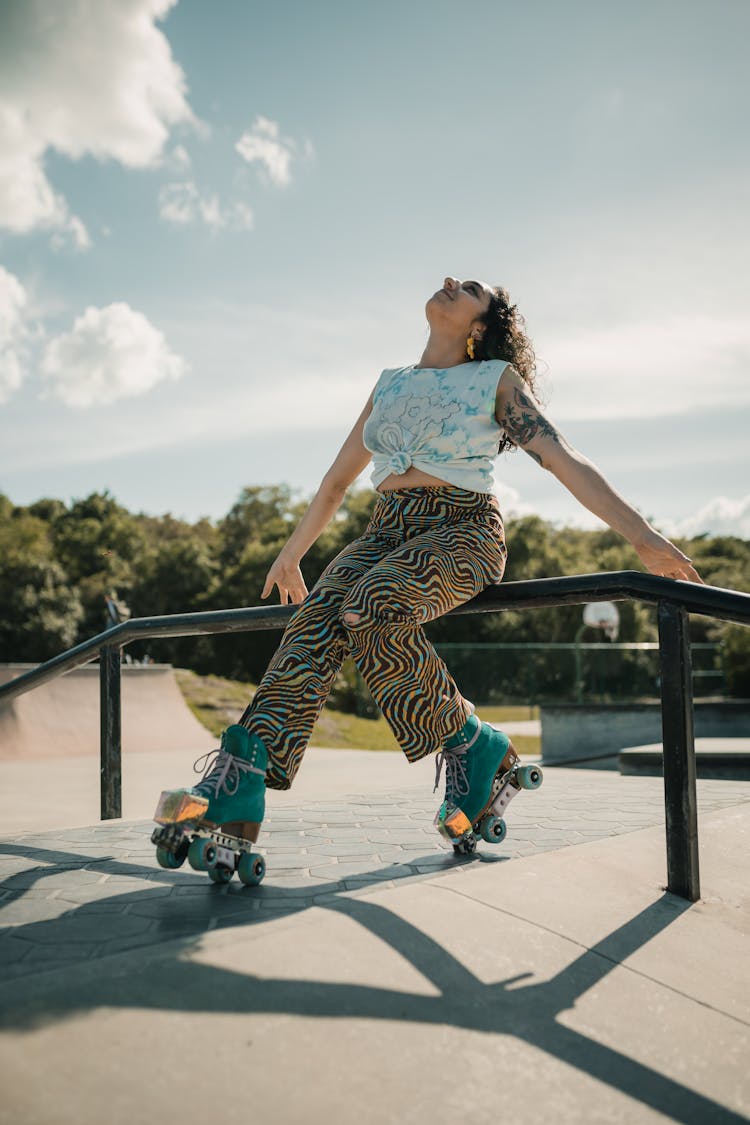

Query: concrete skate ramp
[0,664,214,760]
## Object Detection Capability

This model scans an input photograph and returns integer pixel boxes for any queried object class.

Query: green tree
[49,491,147,640]
[207,487,377,683]
[217,485,298,568]
[0,505,83,661]
[129,536,220,667]
[1,483,747,701]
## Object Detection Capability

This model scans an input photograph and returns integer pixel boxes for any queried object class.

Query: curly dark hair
[475,286,541,453]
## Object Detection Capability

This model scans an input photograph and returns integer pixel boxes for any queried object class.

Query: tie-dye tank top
[362,359,511,494]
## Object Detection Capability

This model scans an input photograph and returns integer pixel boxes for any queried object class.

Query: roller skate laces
[433,717,483,843]
[192,744,264,802]
[434,715,519,845]
[153,725,267,836]
[151,725,269,886]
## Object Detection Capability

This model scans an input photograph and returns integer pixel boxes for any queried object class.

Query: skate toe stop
[154,789,209,825]
[434,802,474,841]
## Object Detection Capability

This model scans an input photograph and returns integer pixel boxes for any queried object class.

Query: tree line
[0,486,748,699]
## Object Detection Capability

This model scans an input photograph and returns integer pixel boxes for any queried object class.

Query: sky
[0,0,748,539]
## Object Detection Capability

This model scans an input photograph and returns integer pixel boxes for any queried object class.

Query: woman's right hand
[261,552,309,605]
[632,528,704,583]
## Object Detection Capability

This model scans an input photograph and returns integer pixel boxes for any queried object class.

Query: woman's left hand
[632,529,704,583]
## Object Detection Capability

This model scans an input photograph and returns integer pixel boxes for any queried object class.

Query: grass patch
[174,668,257,737]
[174,668,540,756]
[477,705,539,723]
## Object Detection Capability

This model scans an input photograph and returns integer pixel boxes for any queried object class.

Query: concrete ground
[0,753,748,1125]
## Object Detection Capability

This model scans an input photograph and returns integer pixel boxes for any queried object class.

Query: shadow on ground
[0,837,744,1125]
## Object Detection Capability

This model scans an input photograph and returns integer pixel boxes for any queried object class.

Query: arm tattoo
[502,387,565,449]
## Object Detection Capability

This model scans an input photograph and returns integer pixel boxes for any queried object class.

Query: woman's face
[426,276,493,333]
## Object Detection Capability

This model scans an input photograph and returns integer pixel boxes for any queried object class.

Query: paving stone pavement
[1,770,749,986]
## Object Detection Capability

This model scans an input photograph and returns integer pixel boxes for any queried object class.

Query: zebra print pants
[239,486,507,790]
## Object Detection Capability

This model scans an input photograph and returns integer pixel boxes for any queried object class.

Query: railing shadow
[0,840,744,1123]
[0,834,495,973]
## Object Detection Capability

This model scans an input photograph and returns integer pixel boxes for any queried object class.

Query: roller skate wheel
[452,835,477,856]
[516,764,543,790]
[479,815,507,844]
[156,844,186,870]
[208,865,233,884]
[188,838,213,871]
[238,852,266,886]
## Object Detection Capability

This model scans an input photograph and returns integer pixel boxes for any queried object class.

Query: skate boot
[433,714,522,854]
[154,723,267,840]
[151,725,269,886]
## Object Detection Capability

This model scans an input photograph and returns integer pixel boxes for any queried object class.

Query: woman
[159,276,701,852]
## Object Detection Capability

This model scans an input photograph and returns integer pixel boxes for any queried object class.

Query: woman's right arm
[261,391,375,604]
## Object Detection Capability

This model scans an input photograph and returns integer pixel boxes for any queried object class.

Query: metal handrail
[2,569,749,902]
[2,571,748,704]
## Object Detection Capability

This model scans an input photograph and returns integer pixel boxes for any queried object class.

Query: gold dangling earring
[466,335,475,360]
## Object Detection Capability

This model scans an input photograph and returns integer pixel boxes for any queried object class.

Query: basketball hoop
[582,601,620,641]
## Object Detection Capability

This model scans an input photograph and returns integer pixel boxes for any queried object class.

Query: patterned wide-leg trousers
[239,486,507,790]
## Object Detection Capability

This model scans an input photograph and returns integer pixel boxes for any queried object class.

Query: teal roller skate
[151,724,268,886]
[433,714,543,855]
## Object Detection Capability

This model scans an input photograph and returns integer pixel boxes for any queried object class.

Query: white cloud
[158,181,200,225]
[541,313,750,420]
[158,181,254,230]
[41,302,186,408]
[3,301,382,467]
[50,215,92,253]
[0,0,196,243]
[492,479,536,520]
[235,116,297,187]
[170,144,192,169]
[664,495,750,539]
[232,201,255,230]
[0,266,29,402]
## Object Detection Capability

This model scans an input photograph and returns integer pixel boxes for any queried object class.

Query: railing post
[100,644,122,820]
[657,601,700,901]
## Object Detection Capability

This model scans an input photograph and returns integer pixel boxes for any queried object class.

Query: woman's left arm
[495,367,703,583]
